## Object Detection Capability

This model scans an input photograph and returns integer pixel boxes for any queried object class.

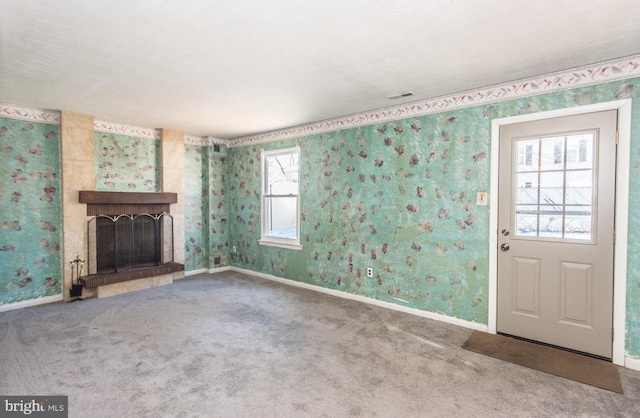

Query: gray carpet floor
[1,271,639,417]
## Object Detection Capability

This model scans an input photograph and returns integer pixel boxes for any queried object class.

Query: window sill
[258,239,303,250]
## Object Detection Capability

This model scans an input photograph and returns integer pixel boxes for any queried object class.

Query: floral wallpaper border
[228,54,640,147]
[94,120,160,140]
[184,135,211,146]
[0,103,60,125]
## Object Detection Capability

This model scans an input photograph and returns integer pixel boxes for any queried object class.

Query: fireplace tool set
[69,252,84,301]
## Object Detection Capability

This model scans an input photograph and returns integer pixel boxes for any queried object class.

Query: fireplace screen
[87,213,174,274]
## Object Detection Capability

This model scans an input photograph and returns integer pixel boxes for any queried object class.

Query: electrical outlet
[366,267,373,278]
[232,245,237,253]
[476,192,488,206]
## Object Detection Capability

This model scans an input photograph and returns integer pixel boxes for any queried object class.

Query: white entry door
[497,110,617,359]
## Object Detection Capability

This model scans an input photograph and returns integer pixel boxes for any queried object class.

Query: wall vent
[388,91,414,100]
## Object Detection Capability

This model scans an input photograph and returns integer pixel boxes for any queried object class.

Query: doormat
[462,331,623,393]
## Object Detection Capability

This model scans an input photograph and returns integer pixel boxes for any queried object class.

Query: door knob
[500,243,510,251]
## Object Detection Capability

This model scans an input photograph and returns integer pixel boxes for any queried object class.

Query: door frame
[488,99,632,366]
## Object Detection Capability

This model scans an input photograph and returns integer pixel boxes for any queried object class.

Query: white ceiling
[1,0,639,139]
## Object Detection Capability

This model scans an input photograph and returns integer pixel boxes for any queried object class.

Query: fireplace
[79,191,184,289]
[93,214,169,274]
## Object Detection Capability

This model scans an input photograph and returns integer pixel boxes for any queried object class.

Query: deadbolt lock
[501,229,510,236]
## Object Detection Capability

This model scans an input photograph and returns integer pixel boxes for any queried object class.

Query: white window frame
[258,146,302,250]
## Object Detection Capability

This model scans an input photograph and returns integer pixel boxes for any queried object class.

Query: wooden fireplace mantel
[79,191,177,205]
[79,191,177,216]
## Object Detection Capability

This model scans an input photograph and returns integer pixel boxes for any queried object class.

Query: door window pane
[516,173,539,204]
[564,213,592,240]
[538,213,563,239]
[515,212,538,236]
[540,137,565,170]
[516,139,539,171]
[566,134,593,169]
[565,170,592,205]
[539,171,564,208]
[513,132,596,241]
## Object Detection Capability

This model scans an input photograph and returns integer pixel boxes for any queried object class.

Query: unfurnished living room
[1,1,640,417]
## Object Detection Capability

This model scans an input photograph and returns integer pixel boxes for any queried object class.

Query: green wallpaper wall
[184,144,230,271]
[95,132,160,191]
[227,77,640,358]
[208,149,231,268]
[185,144,208,271]
[0,118,62,305]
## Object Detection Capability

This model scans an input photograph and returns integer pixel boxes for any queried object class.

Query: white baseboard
[230,267,488,332]
[0,294,63,313]
[184,266,232,277]
[625,356,640,371]
[185,268,209,277]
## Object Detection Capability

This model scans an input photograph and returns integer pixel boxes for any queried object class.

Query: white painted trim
[229,55,640,147]
[489,99,632,367]
[625,356,640,372]
[186,266,232,276]
[230,267,488,332]
[488,120,500,335]
[0,294,63,313]
[185,268,209,277]
[614,100,632,367]
[257,240,303,250]
[260,146,302,249]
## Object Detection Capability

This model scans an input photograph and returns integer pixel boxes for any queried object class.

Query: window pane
[265,196,297,239]
[266,152,299,195]
[539,213,562,238]
[540,137,565,170]
[516,172,539,204]
[516,139,539,171]
[516,213,538,237]
[539,171,564,208]
[565,170,592,205]
[564,213,592,240]
[566,133,594,170]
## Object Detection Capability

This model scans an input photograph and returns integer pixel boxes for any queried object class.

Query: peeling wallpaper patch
[228,77,640,358]
[95,132,160,191]
[0,118,62,304]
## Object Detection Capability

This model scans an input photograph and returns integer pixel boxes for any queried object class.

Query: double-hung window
[259,147,301,249]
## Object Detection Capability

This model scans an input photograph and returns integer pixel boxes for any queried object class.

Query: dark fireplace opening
[95,215,162,273]
[87,213,175,276]
[78,191,184,289]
